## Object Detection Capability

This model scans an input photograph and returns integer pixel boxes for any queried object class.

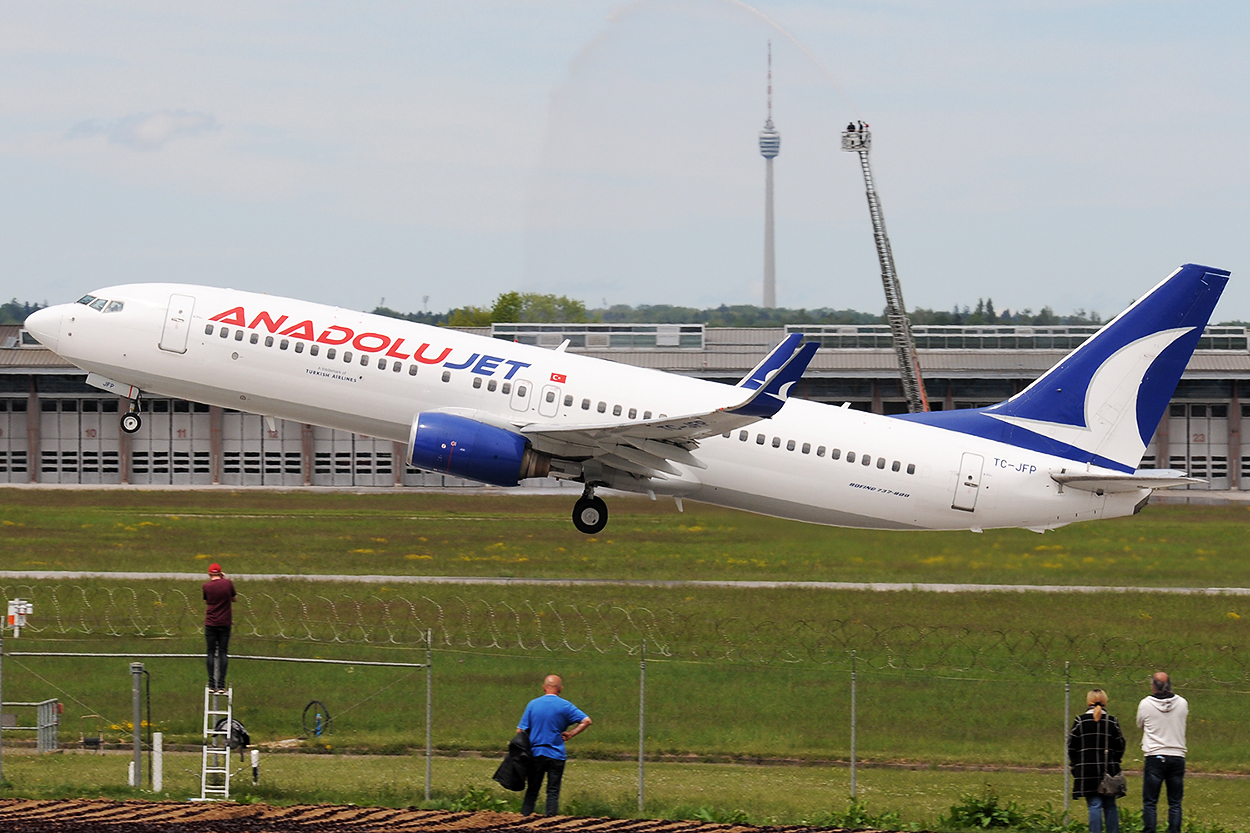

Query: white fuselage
[35,284,1146,531]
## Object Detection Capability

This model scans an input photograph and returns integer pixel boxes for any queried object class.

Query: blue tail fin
[898,264,1229,472]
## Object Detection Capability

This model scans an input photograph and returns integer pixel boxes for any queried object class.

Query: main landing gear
[572,487,608,535]
[120,398,142,434]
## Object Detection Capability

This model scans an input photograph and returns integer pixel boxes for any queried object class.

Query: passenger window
[205,324,214,335]
[408,365,417,376]
[327,348,336,360]
[756,434,765,445]
[612,404,622,416]
[597,401,606,413]
[517,385,527,397]
[502,382,511,394]
[786,440,796,451]
[545,391,555,402]
[219,328,229,339]
[280,339,289,350]
[907,463,916,475]
[816,446,826,457]
[393,361,402,373]
[265,336,274,347]
[628,408,637,419]
[488,379,498,392]
[892,461,900,472]
[343,350,352,362]
[473,377,483,389]
[310,344,320,357]
[801,442,810,454]
[564,395,573,406]
[360,354,368,366]
[877,458,885,469]
[295,342,304,354]
[771,437,781,448]
[862,455,872,466]
[739,431,748,441]
[722,433,730,439]
[378,358,387,370]
[831,448,841,460]
[441,371,451,382]
[250,333,259,345]
[846,451,856,463]
[235,330,244,341]
[643,411,652,419]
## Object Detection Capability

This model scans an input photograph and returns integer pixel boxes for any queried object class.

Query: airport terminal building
[2,321,1247,490]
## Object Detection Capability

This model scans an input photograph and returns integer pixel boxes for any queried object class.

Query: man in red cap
[203,564,237,693]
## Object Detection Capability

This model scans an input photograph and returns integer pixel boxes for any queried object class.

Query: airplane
[23,263,1228,535]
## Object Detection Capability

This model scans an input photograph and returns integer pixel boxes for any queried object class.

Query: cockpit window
[89,298,108,311]
[104,301,124,313]
[77,295,97,306]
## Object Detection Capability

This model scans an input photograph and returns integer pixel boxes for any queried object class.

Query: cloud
[66,110,219,150]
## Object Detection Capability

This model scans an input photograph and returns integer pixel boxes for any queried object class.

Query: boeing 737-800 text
[23,263,1227,534]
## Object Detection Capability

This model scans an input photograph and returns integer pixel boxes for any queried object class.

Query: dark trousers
[521,755,565,816]
[205,625,232,689]
[1142,754,1184,833]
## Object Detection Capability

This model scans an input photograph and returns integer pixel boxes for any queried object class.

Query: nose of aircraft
[24,305,64,353]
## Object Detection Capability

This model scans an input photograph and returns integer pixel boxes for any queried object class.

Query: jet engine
[407,412,550,487]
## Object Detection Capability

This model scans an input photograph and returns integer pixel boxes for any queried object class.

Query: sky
[1,1,1247,322]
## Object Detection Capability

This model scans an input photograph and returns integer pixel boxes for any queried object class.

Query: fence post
[850,650,857,800]
[1063,661,1071,819]
[638,641,646,814]
[425,628,432,802]
[0,627,5,784]
[131,662,144,789]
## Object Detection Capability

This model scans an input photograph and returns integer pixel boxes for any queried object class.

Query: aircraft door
[952,452,984,512]
[538,384,560,418]
[510,379,533,413]
[159,294,196,354]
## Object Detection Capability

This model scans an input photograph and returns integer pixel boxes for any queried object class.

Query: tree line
[372,291,1108,328]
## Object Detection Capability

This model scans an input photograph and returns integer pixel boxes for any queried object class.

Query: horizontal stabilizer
[1050,469,1203,494]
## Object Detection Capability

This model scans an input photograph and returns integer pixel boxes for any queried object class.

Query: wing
[521,340,818,479]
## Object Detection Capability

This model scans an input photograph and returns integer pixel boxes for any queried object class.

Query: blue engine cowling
[407,412,550,487]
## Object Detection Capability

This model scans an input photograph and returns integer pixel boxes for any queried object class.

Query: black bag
[213,717,250,749]
[1097,718,1126,797]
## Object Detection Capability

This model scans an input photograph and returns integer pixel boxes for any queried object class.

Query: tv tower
[759,41,780,309]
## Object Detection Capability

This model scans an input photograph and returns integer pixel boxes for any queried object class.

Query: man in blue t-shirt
[516,674,592,816]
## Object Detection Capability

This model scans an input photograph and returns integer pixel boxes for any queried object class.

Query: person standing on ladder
[203,564,236,693]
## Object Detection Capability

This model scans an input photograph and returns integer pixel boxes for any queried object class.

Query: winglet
[729,340,818,418]
[738,333,803,390]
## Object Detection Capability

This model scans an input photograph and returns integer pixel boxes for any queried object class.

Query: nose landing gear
[572,487,608,535]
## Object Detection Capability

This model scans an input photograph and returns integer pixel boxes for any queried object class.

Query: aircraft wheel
[572,496,608,535]
[121,412,142,434]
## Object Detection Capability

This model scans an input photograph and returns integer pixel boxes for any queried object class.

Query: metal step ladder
[198,686,233,801]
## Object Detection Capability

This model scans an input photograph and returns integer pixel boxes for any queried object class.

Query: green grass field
[0,489,1248,586]
[2,490,1248,829]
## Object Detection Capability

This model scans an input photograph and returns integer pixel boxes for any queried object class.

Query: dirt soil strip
[0,800,880,833]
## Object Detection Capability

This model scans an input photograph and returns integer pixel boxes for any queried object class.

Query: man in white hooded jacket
[1136,671,1188,833]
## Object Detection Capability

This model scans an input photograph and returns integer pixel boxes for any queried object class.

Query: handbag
[1096,715,1127,797]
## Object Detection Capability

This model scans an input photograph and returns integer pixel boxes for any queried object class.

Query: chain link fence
[4,583,1248,686]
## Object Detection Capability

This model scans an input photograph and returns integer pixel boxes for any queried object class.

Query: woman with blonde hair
[1068,688,1126,833]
